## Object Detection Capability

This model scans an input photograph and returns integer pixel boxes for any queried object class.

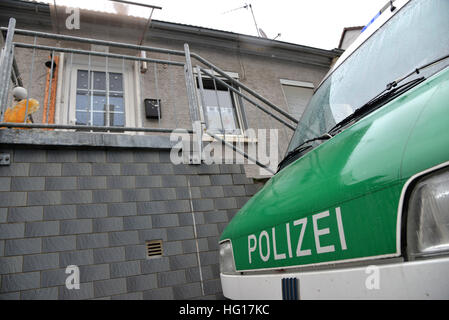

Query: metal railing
[0,18,299,173]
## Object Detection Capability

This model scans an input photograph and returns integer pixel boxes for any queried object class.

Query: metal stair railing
[0,18,299,174]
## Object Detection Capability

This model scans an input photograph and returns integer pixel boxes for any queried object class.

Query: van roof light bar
[362,0,397,33]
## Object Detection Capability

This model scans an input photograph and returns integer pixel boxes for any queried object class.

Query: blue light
[361,11,381,33]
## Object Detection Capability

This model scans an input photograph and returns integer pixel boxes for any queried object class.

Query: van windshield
[287,0,449,154]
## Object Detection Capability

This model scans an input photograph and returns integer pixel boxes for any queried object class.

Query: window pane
[203,89,233,107]
[219,107,237,131]
[206,106,238,133]
[109,73,123,92]
[217,91,233,108]
[202,88,239,133]
[111,112,125,127]
[92,94,107,111]
[76,70,89,89]
[93,71,106,91]
[92,112,105,126]
[203,90,217,107]
[109,96,125,113]
[206,106,222,130]
[75,93,89,112]
[75,110,88,125]
[282,84,314,120]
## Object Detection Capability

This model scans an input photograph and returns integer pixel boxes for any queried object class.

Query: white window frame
[195,69,249,141]
[280,79,314,89]
[57,53,141,131]
[280,78,314,118]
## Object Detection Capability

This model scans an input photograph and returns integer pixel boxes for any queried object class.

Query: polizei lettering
[248,207,347,264]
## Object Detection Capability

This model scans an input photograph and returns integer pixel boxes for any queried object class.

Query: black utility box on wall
[144,99,161,119]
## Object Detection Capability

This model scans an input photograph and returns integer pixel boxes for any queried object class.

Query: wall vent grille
[146,240,163,258]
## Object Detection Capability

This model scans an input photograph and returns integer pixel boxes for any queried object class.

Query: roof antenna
[244,3,261,37]
[223,3,262,37]
[223,3,280,39]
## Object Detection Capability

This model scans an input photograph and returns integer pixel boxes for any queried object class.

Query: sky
[45,0,388,50]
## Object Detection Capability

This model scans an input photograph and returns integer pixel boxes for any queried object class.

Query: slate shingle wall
[0,146,262,300]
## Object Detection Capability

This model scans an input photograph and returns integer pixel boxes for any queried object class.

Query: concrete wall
[0,131,262,299]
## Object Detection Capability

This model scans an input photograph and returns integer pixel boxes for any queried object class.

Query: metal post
[14,42,185,67]
[184,43,202,163]
[195,65,208,129]
[183,43,200,124]
[195,66,208,163]
[153,62,161,127]
[121,56,125,129]
[211,73,226,139]
[4,28,186,57]
[0,18,16,122]
[66,52,73,124]
[138,60,144,129]
[1,45,15,122]
[105,56,110,127]
[192,120,203,164]
[24,36,37,123]
[87,54,92,126]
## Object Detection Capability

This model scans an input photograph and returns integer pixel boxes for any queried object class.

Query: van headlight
[219,240,236,274]
[406,167,449,260]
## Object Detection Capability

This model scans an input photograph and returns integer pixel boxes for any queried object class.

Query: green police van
[219,0,449,299]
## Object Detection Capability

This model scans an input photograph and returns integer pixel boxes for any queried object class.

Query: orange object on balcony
[2,98,40,128]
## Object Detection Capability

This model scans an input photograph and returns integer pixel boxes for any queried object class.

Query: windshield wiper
[277,133,332,172]
[328,76,425,136]
[328,53,449,136]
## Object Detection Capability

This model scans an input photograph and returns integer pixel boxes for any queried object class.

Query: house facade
[0,0,341,300]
